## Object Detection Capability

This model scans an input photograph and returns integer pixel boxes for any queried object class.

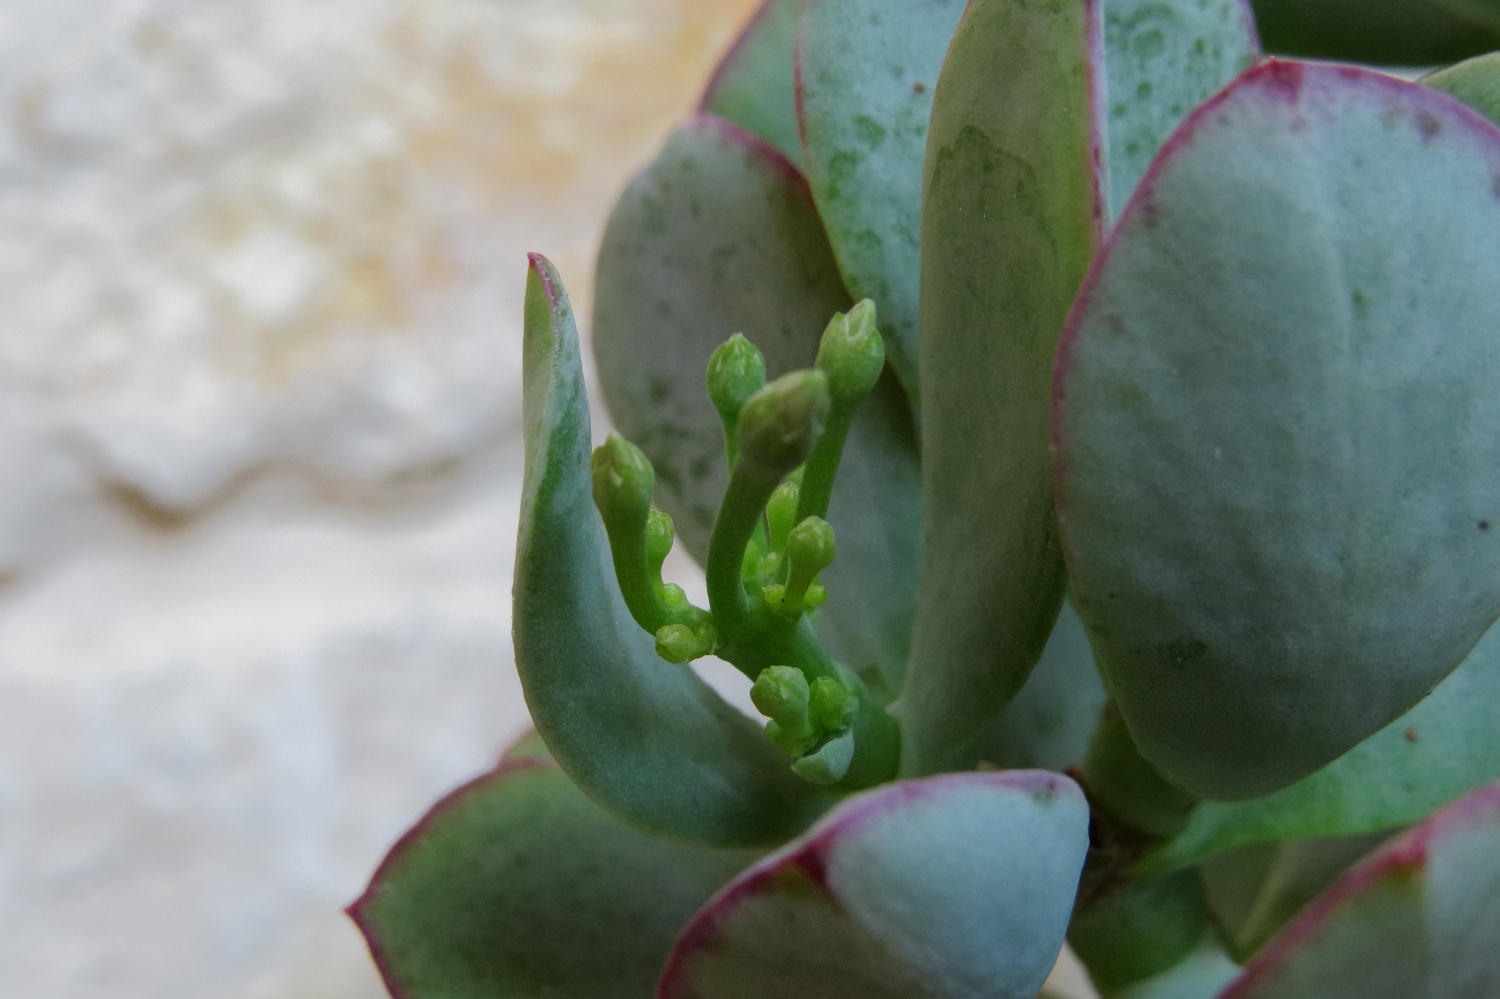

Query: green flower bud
[706,333,767,462]
[766,478,800,554]
[809,675,854,732]
[815,299,885,407]
[777,516,836,619]
[736,370,831,476]
[590,433,654,527]
[655,622,717,664]
[751,665,814,739]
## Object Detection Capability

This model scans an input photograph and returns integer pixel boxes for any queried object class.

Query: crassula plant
[348,2,1500,997]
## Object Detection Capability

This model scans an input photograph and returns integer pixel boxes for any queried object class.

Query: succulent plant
[349,2,1500,997]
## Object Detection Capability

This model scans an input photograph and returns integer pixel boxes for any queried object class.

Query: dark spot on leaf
[690,456,713,481]
[1405,728,1420,743]
[1290,115,1308,132]
[912,81,926,94]
[852,115,887,149]
[647,379,672,405]
[1351,289,1369,318]
[1417,112,1441,142]
[1480,521,1490,531]
[1157,639,1208,670]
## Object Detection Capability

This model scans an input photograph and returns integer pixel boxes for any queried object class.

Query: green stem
[792,408,853,526]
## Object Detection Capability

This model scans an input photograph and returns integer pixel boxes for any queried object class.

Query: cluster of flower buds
[589,300,893,786]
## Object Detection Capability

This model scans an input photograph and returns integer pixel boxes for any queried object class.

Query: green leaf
[1425,51,1500,126]
[900,0,1107,776]
[978,600,1108,774]
[1434,0,1500,33]
[797,0,969,400]
[1110,938,1241,999]
[1214,779,1500,998]
[700,0,802,167]
[516,253,832,847]
[1247,0,1500,65]
[1054,62,1500,800]
[1103,0,1260,218]
[349,755,757,999]
[658,771,1090,999]
[1138,616,1500,875]
[592,117,922,693]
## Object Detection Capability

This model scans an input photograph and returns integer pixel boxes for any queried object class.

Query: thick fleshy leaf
[978,600,1107,773]
[1138,616,1500,875]
[1248,0,1500,65]
[1425,51,1500,125]
[516,254,831,847]
[699,0,802,167]
[1214,779,1500,998]
[1103,0,1259,216]
[592,116,922,691]
[796,0,968,399]
[900,0,1106,775]
[1054,62,1500,800]
[657,771,1089,999]
[349,753,758,999]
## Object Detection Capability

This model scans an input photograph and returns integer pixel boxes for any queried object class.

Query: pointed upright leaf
[900,0,1107,775]
[516,254,831,847]
[593,117,922,691]
[1103,0,1260,216]
[1139,615,1500,875]
[797,0,969,399]
[658,771,1090,999]
[700,0,803,167]
[1054,62,1500,800]
[350,753,758,999]
[1215,779,1500,998]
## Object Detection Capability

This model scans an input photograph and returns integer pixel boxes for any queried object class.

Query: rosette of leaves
[351,3,1500,997]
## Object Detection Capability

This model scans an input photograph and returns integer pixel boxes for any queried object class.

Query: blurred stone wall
[0,2,758,997]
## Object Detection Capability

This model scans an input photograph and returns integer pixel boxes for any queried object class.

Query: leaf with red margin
[657,771,1089,999]
[516,254,833,847]
[699,0,802,167]
[349,748,758,999]
[1054,61,1500,801]
[1213,778,1500,998]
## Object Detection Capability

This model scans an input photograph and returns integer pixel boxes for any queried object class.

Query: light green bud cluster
[751,664,858,783]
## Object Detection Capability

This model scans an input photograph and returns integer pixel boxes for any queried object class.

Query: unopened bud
[737,370,830,475]
[809,676,854,732]
[816,300,884,407]
[655,622,717,664]
[766,478,800,553]
[707,333,767,429]
[590,433,654,527]
[751,665,813,735]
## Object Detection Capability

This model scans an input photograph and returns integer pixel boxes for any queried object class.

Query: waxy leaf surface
[700,0,802,167]
[979,600,1107,774]
[350,750,757,999]
[658,771,1090,999]
[1214,779,1500,999]
[593,117,922,691]
[901,0,1106,775]
[516,254,831,847]
[1140,615,1500,874]
[1054,62,1500,800]
[1102,0,1259,217]
[797,0,968,399]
